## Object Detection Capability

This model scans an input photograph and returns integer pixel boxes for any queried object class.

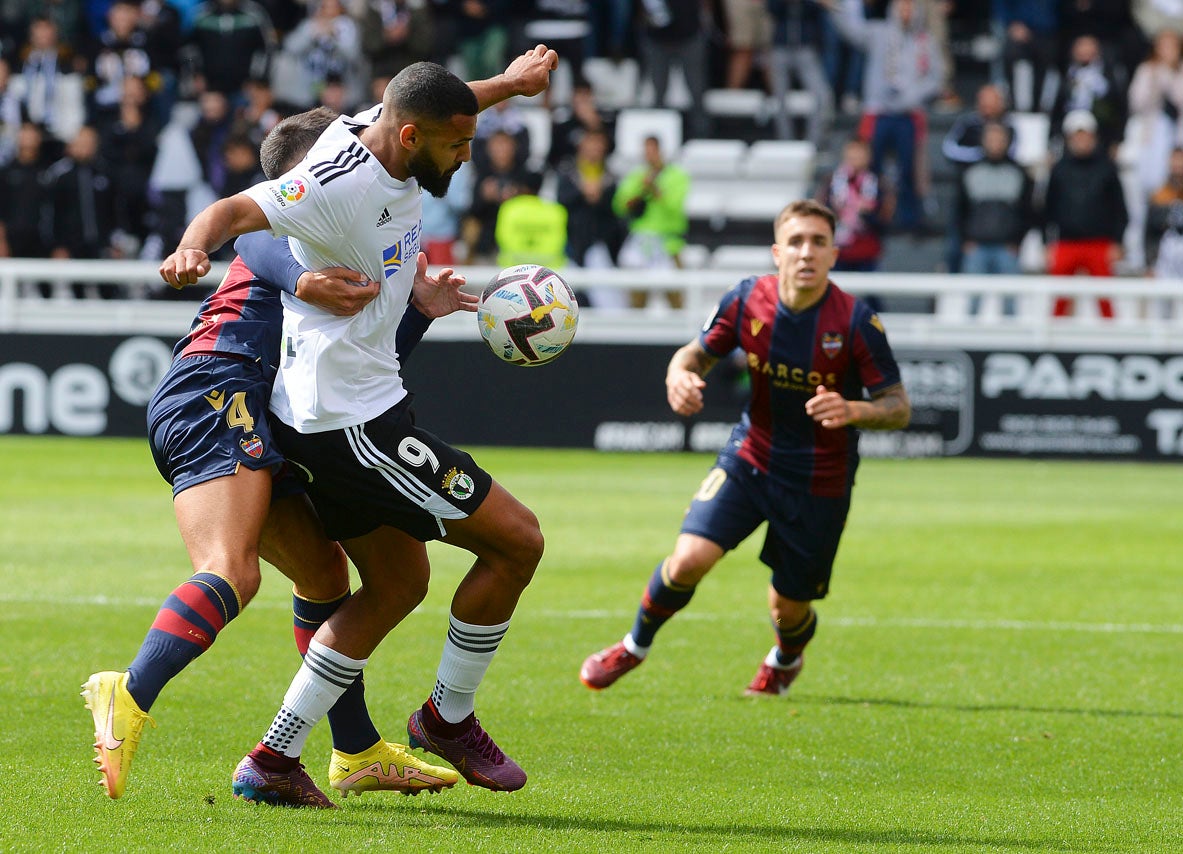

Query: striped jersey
[175,256,283,379]
[699,275,902,496]
[243,104,422,433]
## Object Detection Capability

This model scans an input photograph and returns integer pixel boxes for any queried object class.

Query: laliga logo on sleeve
[272,177,308,207]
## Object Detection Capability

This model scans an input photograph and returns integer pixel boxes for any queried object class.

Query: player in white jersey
[159,47,558,795]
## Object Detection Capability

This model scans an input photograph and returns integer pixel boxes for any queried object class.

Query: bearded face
[408,147,459,198]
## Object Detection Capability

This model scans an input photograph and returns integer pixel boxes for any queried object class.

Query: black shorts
[147,354,302,499]
[680,452,851,601]
[269,396,493,542]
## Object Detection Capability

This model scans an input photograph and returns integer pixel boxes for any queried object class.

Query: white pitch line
[9,594,1182,635]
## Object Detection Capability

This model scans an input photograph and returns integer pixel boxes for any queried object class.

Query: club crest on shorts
[442,467,475,500]
[240,434,265,459]
[821,332,843,359]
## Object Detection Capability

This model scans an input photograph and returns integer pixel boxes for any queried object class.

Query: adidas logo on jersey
[376,207,391,227]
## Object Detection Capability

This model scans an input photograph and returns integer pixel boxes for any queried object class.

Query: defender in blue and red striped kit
[582,198,911,697]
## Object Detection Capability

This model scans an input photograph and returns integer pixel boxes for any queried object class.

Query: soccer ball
[476,264,580,366]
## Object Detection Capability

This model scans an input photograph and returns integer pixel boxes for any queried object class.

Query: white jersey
[244,105,422,433]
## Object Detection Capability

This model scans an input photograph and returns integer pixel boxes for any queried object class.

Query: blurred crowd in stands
[1,0,1182,315]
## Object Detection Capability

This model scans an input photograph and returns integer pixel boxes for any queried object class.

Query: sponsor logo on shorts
[442,467,475,500]
[204,389,225,410]
[821,332,843,359]
[240,434,264,458]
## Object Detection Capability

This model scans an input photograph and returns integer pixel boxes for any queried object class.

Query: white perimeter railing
[1,258,1181,353]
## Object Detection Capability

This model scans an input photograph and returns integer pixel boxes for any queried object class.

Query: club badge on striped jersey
[240,434,265,458]
[821,332,843,359]
[442,467,475,500]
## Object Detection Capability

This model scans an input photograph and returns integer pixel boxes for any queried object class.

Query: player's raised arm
[159,194,271,288]
[468,44,558,111]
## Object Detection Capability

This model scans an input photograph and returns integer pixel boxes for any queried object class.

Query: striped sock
[429,615,511,725]
[628,559,696,650]
[773,608,817,666]
[292,591,380,754]
[125,572,242,711]
[255,639,367,767]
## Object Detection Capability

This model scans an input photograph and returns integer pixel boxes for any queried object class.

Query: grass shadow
[796,693,1182,720]
[339,802,1102,851]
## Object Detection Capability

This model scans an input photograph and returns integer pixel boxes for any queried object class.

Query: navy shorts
[147,354,300,499]
[269,396,493,543]
[680,453,851,601]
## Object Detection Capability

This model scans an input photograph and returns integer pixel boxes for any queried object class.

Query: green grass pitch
[0,436,1179,853]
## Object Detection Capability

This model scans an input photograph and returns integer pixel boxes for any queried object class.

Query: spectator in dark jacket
[548,79,614,170]
[360,0,435,81]
[956,121,1033,315]
[1051,34,1127,152]
[42,124,117,261]
[185,0,276,96]
[992,0,1058,113]
[0,121,51,259]
[942,83,1014,167]
[638,0,710,137]
[555,128,625,275]
[84,0,159,133]
[1044,109,1129,318]
[100,76,159,246]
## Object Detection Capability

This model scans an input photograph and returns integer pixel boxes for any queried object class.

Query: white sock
[766,646,800,670]
[262,639,367,758]
[622,633,649,659]
[430,615,510,723]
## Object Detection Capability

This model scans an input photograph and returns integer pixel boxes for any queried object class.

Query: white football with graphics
[477,264,580,366]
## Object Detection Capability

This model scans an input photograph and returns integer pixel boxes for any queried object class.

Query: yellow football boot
[81,671,156,798]
[329,740,459,797]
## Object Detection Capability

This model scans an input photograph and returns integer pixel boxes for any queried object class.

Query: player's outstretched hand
[806,384,851,429]
[667,368,706,416]
[504,44,559,98]
[296,267,378,316]
[411,252,476,319]
[159,247,212,289]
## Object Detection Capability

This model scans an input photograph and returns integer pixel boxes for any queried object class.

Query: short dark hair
[259,106,338,179]
[774,199,837,239]
[383,61,478,124]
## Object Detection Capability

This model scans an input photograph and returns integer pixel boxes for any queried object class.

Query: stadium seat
[582,57,640,110]
[685,180,731,221]
[515,105,553,172]
[703,88,766,120]
[711,245,774,271]
[611,108,683,172]
[742,140,816,182]
[677,139,748,178]
[679,243,711,269]
[722,181,808,221]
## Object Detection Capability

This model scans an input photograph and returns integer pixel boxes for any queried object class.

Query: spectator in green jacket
[613,135,690,309]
